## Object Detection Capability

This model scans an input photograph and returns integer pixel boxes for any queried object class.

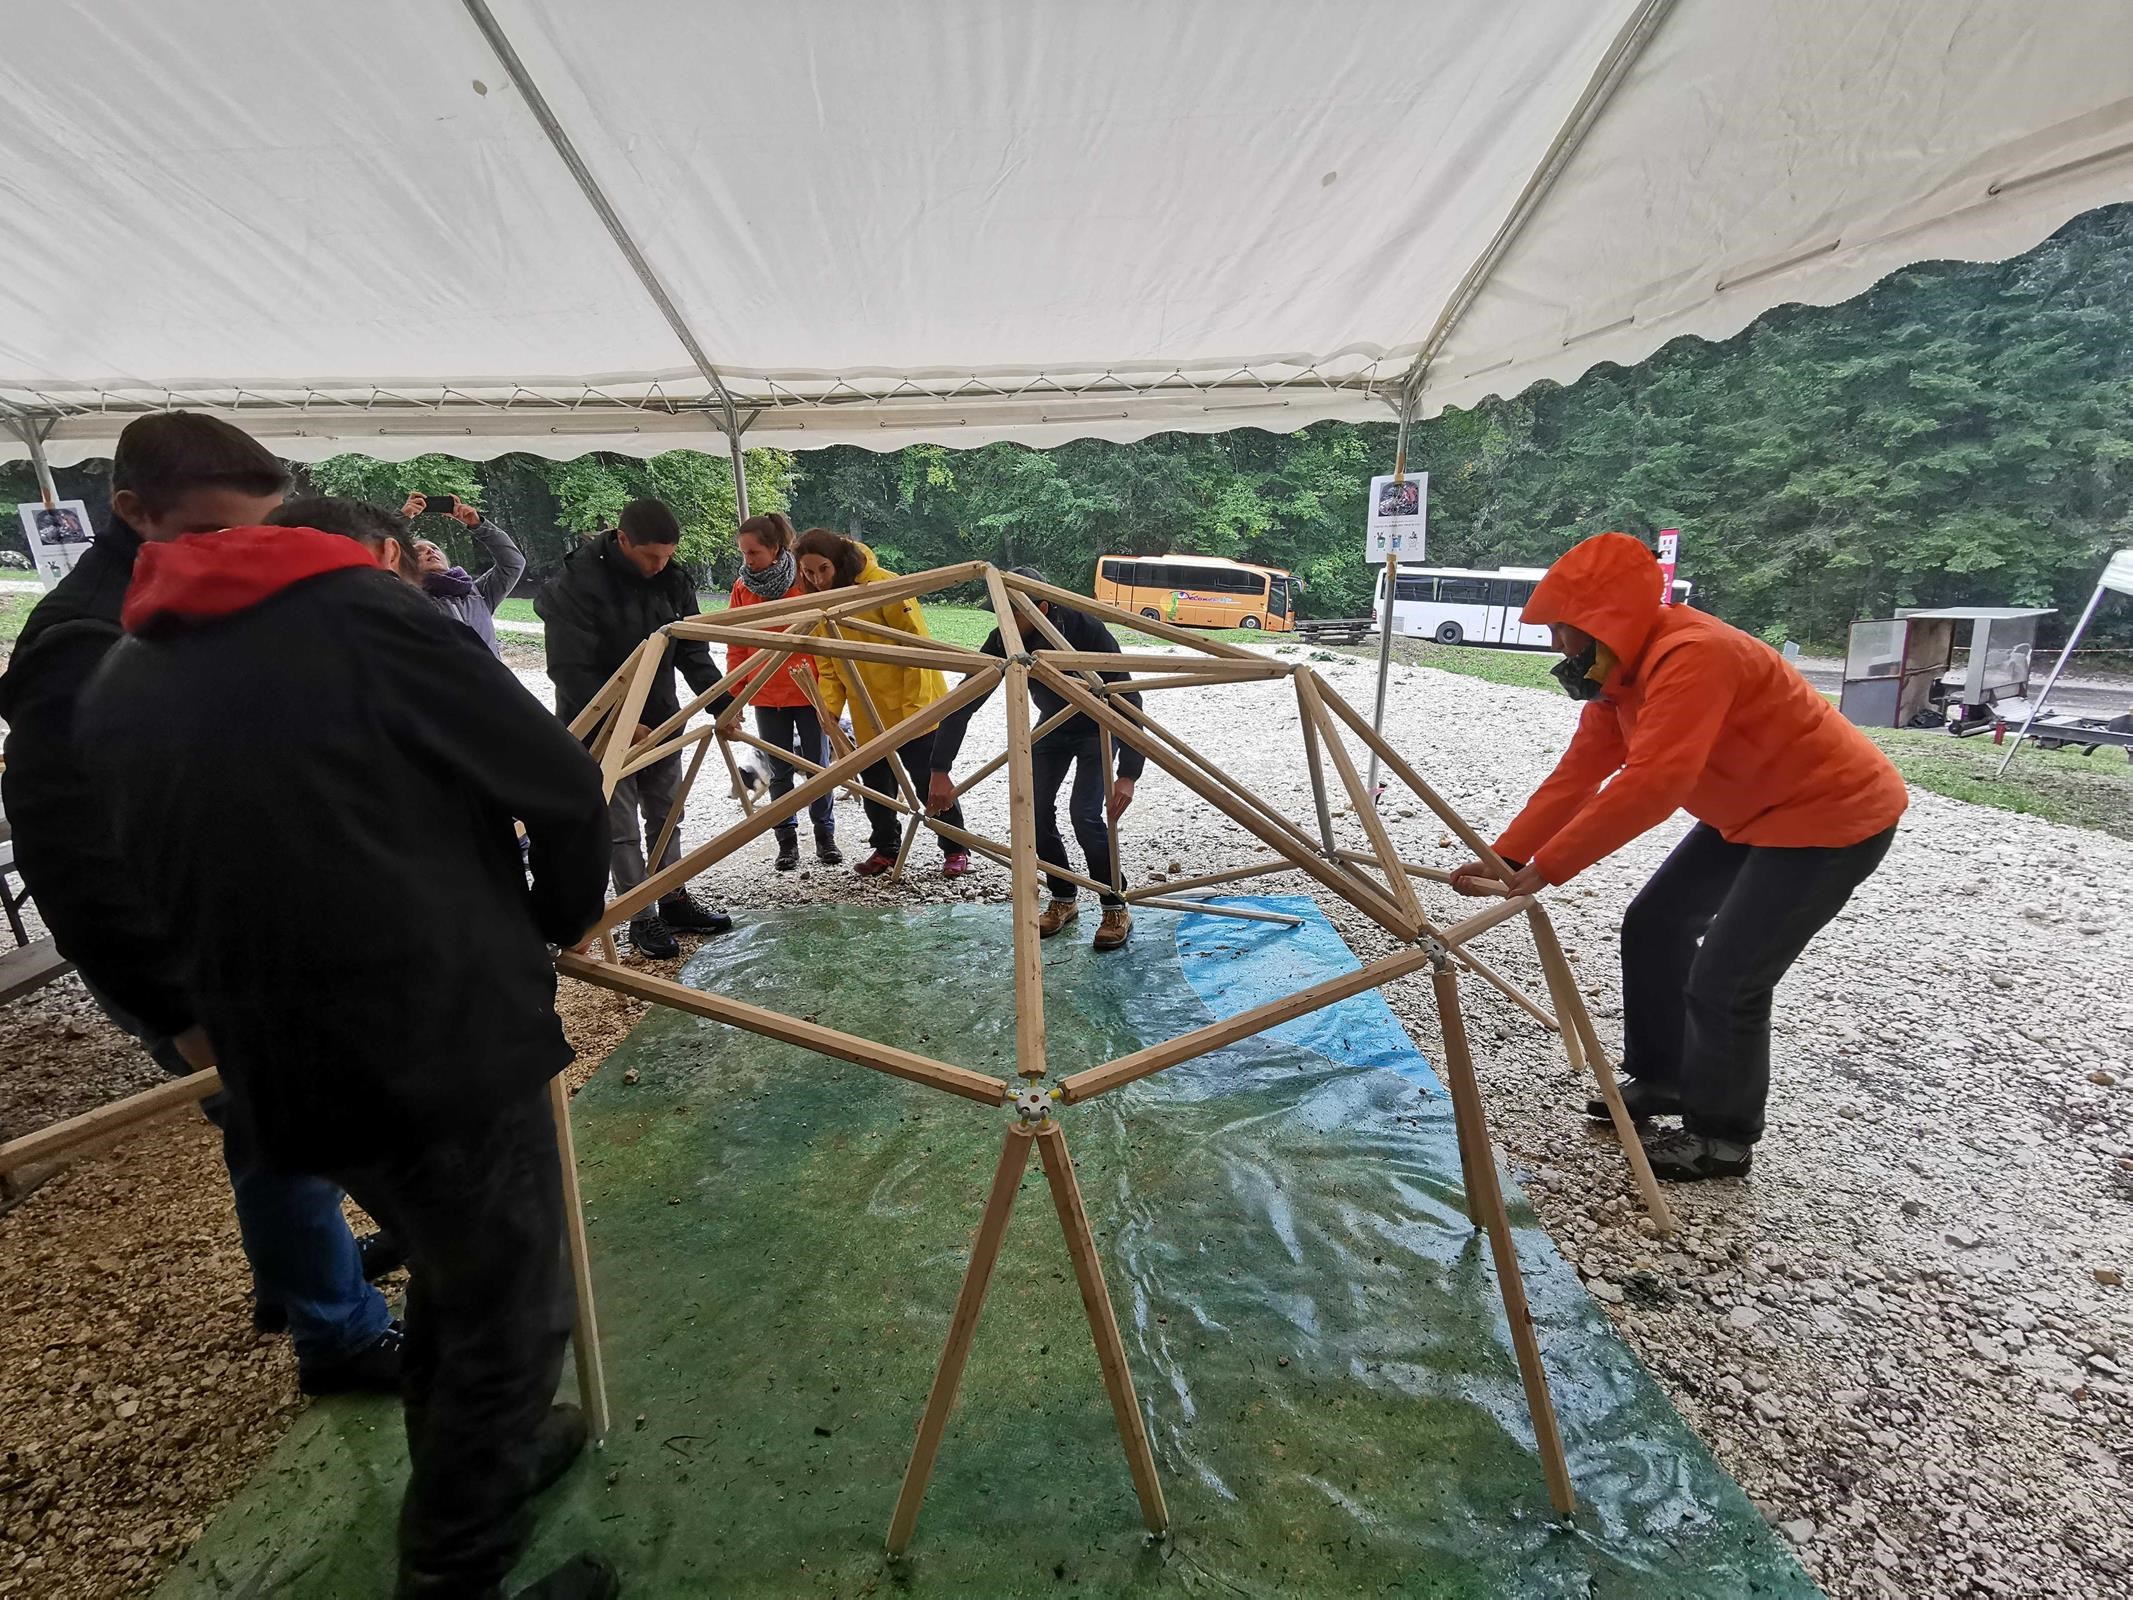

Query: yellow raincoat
[812,544,948,742]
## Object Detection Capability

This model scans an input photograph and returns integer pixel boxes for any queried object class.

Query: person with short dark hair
[80,507,619,1600]
[793,527,968,877]
[0,413,402,1392]
[929,567,1145,950]
[536,497,732,958]
[730,512,840,870]
[397,492,527,659]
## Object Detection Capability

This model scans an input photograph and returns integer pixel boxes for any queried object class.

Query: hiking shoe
[1093,906,1133,952]
[774,832,801,872]
[1037,899,1079,938]
[1585,1076,1684,1123]
[854,850,896,877]
[814,827,843,866]
[298,1319,405,1396]
[658,891,732,935]
[1641,1128,1753,1182]
[511,1554,619,1600]
[941,851,972,878]
[628,914,680,960]
[531,1403,589,1495]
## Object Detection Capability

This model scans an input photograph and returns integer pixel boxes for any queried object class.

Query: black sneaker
[254,1230,407,1335]
[298,1319,405,1396]
[1585,1076,1684,1123]
[628,914,680,960]
[774,832,801,872]
[511,1554,619,1600]
[1641,1128,1753,1182]
[814,827,843,867]
[658,891,733,936]
[532,1403,589,1495]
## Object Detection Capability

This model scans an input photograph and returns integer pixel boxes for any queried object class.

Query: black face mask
[1551,640,1605,701]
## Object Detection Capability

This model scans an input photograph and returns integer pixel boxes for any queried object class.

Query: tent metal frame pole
[1994,576,2110,777]
[2,408,59,507]
[1364,392,1418,795]
[724,400,751,522]
[458,0,745,432]
[1384,0,1678,418]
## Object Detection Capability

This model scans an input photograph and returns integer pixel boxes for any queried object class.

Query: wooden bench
[0,937,72,1006]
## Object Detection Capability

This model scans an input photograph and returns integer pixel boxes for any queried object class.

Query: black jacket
[931,603,1148,777]
[0,517,192,1035]
[535,531,719,728]
[78,526,611,1172]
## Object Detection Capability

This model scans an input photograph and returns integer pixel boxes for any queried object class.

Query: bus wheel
[1140,607,1161,620]
[1240,614,1262,630]
[1435,621,1464,645]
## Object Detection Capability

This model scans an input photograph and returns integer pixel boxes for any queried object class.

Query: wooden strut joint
[1430,963,1576,1515]
[547,1073,610,1440]
[599,665,1004,928]
[886,1123,1034,1554]
[1003,662,1049,1079]
[1036,1119,1169,1533]
[598,632,671,796]
[557,952,1007,1105]
[1031,662,1417,940]
[1295,669,1426,926]
[1526,904,1673,1233]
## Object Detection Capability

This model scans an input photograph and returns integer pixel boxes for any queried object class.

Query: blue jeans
[82,981,392,1365]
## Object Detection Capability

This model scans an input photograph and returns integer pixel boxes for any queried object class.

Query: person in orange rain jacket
[1450,531,1907,1182]
[728,512,842,872]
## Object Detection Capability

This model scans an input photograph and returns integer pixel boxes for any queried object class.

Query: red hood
[1519,532,1665,670]
[122,525,378,633]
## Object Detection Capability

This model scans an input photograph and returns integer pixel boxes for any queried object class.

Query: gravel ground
[5,641,2129,1597]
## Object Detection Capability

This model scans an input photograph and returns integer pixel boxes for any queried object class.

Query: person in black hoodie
[0,413,401,1393]
[928,568,1148,951]
[535,497,732,959]
[79,512,619,1600]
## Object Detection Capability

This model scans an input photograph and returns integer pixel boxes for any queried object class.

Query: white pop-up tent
[1,0,2130,484]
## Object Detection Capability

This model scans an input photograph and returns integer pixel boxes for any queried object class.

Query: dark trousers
[1620,821,1896,1143]
[81,980,390,1365]
[860,728,963,855]
[329,1088,573,1598]
[1033,740,1124,906]
[753,704,835,841]
[609,748,682,899]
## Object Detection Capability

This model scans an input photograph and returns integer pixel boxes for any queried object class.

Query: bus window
[1393,574,1434,603]
[1436,577,1488,606]
[1100,558,1132,584]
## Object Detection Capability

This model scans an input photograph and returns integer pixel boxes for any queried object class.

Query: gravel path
[4,642,2127,1597]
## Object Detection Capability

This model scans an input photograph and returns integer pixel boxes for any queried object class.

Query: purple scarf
[423,565,476,599]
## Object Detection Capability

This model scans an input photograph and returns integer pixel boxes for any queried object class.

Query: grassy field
[1865,725,2133,841]
[1,592,38,646]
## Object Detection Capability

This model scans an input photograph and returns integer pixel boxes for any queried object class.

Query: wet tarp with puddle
[159,899,1813,1598]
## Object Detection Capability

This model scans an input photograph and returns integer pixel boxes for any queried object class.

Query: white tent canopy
[2,0,2129,465]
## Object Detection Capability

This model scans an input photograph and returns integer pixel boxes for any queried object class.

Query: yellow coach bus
[1093,553,1298,632]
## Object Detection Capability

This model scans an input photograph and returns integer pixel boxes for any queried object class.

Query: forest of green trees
[10,203,2128,649]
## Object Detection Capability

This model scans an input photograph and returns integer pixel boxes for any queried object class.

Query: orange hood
[1520,532,1666,677]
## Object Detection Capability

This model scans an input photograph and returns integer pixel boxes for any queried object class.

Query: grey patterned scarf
[739,547,796,600]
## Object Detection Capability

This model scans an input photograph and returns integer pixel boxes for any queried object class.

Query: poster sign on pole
[16,500,96,590]
[1655,529,1680,604]
[1364,473,1428,563]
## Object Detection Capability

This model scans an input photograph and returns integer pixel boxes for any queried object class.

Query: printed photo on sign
[1364,471,1428,563]
[18,499,98,590]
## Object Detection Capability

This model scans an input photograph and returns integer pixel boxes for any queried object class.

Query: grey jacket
[426,519,526,658]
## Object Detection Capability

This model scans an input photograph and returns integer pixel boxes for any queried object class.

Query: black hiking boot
[254,1230,406,1335]
[1641,1128,1753,1182]
[297,1319,405,1396]
[814,826,843,866]
[628,914,680,960]
[658,891,733,936]
[510,1554,620,1600]
[774,830,801,872]
[1585,1076,1684,1123]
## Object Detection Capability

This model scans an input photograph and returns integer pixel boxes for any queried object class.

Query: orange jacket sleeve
[1526,645,1740,883]
[1494,701,1626,869]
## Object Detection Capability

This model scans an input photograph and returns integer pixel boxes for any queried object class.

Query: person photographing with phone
[398,491,527,659]
[1447,532,1906,1182]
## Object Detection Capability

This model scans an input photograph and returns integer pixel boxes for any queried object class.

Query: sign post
[1362,466,1427,796]
[1655,529,1679,604]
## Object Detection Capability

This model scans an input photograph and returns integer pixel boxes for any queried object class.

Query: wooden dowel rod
[726,728,915,815]
[647,731,714,874]
[1311,684,1517,884]
[985,567,1027,657]
[1099,728,1124,898]
[614,722,717,784]
[999,569,1262,660]
[1035,650,1279,678]
[1036,1120,1168,1533]
[885,1124,1033,1553]
[1003,663,1049,1079]
[634,634,789,752]
[935,702,1083,808]
[598,636,670,796]
[565,644,642,740]
[1430,965,1575,1514]
[691,559,988,633]
[0,1067,222,1176]
[1438,894,1537,950]
[673,621,980,676]
[1126,859,1299,899]
[1295,669,1426,926]
[1059,939,1447,1103]
[1098,671,1268,695]
[556,953,1007,1105]
[1331,849,1494,890]
[1131,895,1304,927]
[1452,944,1559,1033]
[1298,690,1340,855]
[547,1072,609,1441]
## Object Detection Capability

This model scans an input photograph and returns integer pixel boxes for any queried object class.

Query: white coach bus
[1373,564,1692,647]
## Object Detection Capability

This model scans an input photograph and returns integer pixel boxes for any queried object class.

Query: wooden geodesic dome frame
[549,560,1672,1550]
